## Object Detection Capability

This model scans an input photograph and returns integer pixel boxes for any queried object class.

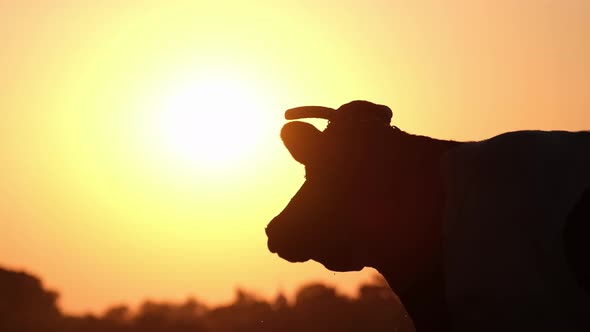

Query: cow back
[443,130,590,332]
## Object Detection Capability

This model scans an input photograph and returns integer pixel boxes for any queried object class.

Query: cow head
[266,101,427,272]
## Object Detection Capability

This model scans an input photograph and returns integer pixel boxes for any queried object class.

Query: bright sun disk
[153,74,267,169]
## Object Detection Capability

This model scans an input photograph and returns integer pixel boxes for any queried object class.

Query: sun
[150,73,268,170]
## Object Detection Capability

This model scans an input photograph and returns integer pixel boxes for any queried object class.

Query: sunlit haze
[1,0,588,314]
[148,69,269,168]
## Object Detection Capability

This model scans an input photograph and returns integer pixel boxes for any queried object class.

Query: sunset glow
[1,0,588,315]
[151,72,268,168]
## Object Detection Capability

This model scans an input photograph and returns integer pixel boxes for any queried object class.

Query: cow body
[265,101,590,331]
[443,130,590,331]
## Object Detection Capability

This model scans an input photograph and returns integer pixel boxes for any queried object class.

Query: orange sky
[1,1,588,314]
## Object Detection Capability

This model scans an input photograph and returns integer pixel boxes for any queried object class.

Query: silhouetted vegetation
[0,266,414,331]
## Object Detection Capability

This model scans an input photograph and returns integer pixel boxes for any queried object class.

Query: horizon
[0,264,389,313]
[1,0,589,315]
[0,264,415,332]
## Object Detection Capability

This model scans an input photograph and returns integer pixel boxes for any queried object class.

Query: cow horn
[285,106,335,120]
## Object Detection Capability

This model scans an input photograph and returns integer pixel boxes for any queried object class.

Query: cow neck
[378,133,462,332]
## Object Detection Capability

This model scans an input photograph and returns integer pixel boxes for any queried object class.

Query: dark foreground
[0,266,414,332]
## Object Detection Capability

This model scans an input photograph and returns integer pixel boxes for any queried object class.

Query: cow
[265,100,590,332]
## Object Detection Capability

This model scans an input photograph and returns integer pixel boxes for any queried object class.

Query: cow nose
[265,218,279,253]
[265,222,272,237]
[265,217,278,237]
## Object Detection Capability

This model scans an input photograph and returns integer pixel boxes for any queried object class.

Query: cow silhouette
[265,100,590,332]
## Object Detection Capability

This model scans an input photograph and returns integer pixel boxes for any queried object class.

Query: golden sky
[1,0,588,314]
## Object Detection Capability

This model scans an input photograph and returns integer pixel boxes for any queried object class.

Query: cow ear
[281,121,322,164]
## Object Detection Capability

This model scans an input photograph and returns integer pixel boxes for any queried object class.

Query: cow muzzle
[265,217,310,263]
